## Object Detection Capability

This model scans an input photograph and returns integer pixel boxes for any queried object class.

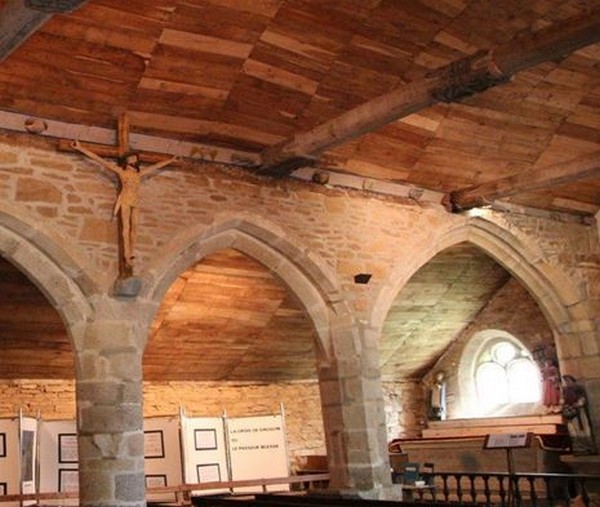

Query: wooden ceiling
[0,1,594,382]
[0,0,599,215]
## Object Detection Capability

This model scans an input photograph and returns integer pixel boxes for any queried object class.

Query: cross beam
[257,10,600,177]
[0,0,88,62]
[446,151,600,212]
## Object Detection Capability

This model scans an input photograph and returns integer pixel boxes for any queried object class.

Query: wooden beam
[0,109,259,166]
[0,0,88,63]
[447,151,600,212]
[258,10,600,177]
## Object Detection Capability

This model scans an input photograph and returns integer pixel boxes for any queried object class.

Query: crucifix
[60,113,178,285]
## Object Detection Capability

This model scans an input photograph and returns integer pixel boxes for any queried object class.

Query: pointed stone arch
[140,215,393,496]
[141,214,350,362]
[372,216,599,436]
[0,203,94,351]
[372,217,586,337]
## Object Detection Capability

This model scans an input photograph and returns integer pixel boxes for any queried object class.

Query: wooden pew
[192,493,478,507]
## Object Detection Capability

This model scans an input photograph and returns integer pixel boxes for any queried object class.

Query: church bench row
[191,494,481,507]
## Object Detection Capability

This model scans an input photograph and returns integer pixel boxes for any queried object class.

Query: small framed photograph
[58,469,79,492]
[194,429,217,451]
[58,433,78,463]
[197,463,221,483]
[0,433,6,458]
[144,430,165,459]
[145,474,167,488]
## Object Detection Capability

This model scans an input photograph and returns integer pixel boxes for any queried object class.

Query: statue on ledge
[429,371,447,421]
[561,375,596,455]
[541,359,562,412]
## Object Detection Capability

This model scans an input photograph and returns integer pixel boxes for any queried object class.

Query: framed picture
[0,483,6,495]
[0,433,5,458]
[145,474,167,488]
[197,463,221,483]
[143,430,165,459]
[58,469,79,492]
[58,433,78,463]
[194,429,217,451]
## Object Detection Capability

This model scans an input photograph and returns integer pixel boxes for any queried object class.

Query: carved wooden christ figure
[72,140,177,276]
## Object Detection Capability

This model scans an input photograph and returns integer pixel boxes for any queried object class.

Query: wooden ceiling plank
[0,0,89,62]
[159,29,253,59]
[448,151,600,211]
[258,9,600,176]
[137,77,229,100]
[41,16,157,54]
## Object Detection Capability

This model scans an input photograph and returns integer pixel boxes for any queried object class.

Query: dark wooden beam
[446,151,600,212]
[0,0,89,63]
[257,10,600,177]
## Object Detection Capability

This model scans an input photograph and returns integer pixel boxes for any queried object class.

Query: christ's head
[118,151,140,170]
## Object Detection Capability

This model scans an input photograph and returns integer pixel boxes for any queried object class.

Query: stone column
[75,312,146,507]
[318,316,396,498]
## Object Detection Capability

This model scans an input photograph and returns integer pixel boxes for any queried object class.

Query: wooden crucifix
[61,113,178,282]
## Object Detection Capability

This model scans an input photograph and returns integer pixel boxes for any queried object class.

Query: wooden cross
[60,113,178,288]
[58,113,169,164]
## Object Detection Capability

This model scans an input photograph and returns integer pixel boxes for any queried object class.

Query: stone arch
[372,217,586,337]
[141,214,350,362]
[0,203,94,352]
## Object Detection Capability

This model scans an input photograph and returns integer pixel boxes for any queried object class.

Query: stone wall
[0,378,423,464]
[2,132,599,335]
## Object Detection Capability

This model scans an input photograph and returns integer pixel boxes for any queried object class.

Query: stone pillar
[76,312,146,507]
[318,317,396,498]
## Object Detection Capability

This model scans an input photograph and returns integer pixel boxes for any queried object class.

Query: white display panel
[227,414,289,493]
[180,415,229,496]
[38,419,78,504]
[0,418,20,507]
[144,416,182,503]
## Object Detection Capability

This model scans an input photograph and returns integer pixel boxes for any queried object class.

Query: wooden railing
[409,471,600,507]
[1,471,597,507]
[0,473,331,505]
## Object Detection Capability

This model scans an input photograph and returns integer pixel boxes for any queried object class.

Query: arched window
[475,339,541,410]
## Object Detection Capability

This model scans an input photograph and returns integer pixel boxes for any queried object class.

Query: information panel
[0,418,20,507]
[144,416,182,503]
[180,415,229,496]
[227,414,289,493]
[484,432,532,449]
[38,419,78,504]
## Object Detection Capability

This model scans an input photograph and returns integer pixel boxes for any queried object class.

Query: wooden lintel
[0,0,88,62]
[258,9,600,176]
[448,151,600,212]
[0,109,260,166]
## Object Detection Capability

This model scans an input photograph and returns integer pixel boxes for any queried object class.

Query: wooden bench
[192,493,483,507]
